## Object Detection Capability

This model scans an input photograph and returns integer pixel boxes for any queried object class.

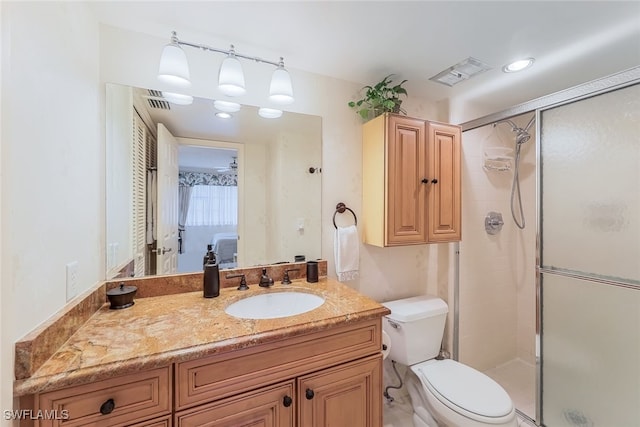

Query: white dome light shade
[218,55,246,96]
[269,66,294,105]
[158,42,191,87]
[213,100,241,113]
[258,107,283,119]
[502,58,535,73]
[162,92,193,105]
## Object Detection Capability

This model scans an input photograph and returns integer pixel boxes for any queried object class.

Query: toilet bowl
[382,295,517,427]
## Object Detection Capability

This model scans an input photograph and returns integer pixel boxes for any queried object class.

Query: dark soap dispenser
[203,249,220,298]
[203,244,214,268]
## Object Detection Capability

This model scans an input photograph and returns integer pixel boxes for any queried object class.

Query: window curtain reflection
[178,185,193,254]
[186,185,238,226]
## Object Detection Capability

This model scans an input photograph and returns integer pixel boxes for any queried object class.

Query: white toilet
[382,295,517,427]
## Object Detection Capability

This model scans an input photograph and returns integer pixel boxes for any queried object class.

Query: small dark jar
[106,283,137,309]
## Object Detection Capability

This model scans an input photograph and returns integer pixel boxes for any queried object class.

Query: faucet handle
[282,268,300,284]
[226,274,248,290]
[259,267,273,287]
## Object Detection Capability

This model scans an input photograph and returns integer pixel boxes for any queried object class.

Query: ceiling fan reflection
[213,157,238,174]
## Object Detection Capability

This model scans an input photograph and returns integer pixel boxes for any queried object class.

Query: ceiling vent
[429,57,492,87]
[146,90,171,110]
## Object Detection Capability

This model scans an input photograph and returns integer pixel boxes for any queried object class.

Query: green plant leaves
[348,74,408,120]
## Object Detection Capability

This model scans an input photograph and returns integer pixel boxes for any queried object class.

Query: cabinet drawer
[38,366,171,427]
[176,319,381,409]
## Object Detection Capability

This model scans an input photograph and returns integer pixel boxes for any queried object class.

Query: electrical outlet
[66,261,79,302]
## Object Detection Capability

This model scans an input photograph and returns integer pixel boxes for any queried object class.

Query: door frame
[175,137,245,268]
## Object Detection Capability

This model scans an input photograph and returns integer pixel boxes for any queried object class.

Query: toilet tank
[382,295,448,366]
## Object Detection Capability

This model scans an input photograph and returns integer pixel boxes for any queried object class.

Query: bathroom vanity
[14,277,389,427]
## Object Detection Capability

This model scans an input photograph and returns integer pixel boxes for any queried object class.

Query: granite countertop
[14,278,389,396]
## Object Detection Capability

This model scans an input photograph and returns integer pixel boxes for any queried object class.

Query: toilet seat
[411,359,514,423]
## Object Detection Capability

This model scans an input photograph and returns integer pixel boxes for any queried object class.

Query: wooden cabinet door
[298,355,382,427]
[427,121,462,242]
[175,381,294,427]
[386,115,428,245]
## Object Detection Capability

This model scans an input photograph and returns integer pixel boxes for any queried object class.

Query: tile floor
[383,358,538,426]
[384,404,537,427]
[383,394,413,427]
[484,358,536,420]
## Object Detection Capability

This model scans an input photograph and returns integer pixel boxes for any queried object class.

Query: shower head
[516,129,531,145]
[494,115,535,145]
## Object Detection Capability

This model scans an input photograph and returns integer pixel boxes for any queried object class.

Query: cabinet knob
[421,178,429,184]
[99,398,115,415]
[283,395,293,407]
[305,388,315,400]
[431,178,438,184]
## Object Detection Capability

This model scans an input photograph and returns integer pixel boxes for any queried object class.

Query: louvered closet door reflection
[132,114,147,277]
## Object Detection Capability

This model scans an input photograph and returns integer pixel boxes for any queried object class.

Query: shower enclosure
[457,72,639,425]
[458,112,538,419]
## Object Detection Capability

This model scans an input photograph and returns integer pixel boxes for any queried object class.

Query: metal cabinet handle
[305,388,315,400]
[283,395,293,407]
[421,178,438,184]
[99,398,115,415]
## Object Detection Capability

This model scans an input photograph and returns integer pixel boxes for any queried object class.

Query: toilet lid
[414,360,513,418]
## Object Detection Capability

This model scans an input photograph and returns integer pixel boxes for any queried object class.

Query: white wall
[105,84,134,275]
[0,2,102,424]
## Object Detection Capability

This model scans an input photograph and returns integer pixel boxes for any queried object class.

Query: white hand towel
[334,225,359,282]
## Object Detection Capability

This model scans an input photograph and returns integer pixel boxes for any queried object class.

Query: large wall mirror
[106,83,322,279]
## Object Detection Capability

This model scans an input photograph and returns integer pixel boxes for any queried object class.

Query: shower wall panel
[459,113,537,371]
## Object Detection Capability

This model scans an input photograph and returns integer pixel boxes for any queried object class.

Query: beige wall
[1,3,102,424]
[458,113,537,371]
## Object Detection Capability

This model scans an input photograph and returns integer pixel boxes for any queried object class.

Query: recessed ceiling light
[215,112,232,119]
[502,58,535,73]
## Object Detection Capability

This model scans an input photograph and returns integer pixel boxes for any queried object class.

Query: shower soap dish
[483,147,514,171]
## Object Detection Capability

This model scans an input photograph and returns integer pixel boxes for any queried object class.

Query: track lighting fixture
[157,31,294,117]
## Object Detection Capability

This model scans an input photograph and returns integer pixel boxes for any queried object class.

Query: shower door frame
[456,65,640,426]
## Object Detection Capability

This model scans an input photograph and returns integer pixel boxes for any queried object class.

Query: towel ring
[333,202,357,229]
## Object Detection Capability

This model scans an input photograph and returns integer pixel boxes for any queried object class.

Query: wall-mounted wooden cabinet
[362,113,461,246]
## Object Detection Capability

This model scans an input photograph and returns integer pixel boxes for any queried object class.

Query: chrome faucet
[259,268,274,287]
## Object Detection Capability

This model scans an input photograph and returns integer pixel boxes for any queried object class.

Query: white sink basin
[225,291,325,319]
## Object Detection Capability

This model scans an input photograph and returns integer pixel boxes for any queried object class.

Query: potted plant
[348,74,408,120]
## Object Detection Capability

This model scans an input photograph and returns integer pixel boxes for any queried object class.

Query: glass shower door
[540,83,640,426]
